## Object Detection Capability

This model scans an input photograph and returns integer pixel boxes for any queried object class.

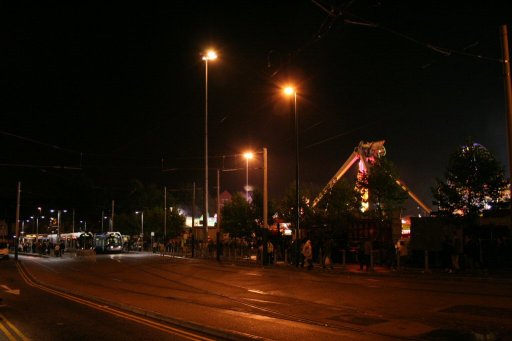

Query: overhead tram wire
[321,2,504,63]
[304,119,384,149]
[2,130,210,171]
[0,163,82,170]
[307,1,503,67]
[0,130,81,154]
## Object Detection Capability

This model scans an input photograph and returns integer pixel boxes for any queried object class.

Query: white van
[0,241,9,260]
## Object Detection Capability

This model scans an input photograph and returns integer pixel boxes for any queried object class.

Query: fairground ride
[311,140,432,215]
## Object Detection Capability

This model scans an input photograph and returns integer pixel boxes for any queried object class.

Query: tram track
[15,260,247,341]
[15,253,512,340]
[125,256,512,340]
[83,255,423,340]
[24,254,507,341]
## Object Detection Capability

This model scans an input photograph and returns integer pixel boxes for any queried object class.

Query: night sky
[2,1,512,221]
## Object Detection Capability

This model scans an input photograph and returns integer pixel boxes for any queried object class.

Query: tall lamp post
[202,49,217,243]
[37,207,42,238]
[79,220,87,231]
[284,86,300,263]
[243,152,254,201]
[135,211,144,251]
[50,209,67,237]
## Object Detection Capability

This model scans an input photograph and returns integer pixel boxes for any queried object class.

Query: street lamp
[135,211,144,251]
[79,220,87,231]
[50,209,67,236]
[37,207,42,238]
[283,86,301,256]
[101,214,109,233]
[243,152,254,201]
[202,49,217,242]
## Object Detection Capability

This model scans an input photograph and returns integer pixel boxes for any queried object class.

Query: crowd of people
[18,239,65,256]
[14,228,509,274]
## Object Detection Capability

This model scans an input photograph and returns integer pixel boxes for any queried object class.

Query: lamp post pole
[140,212,144,251]
[202,50,217,243]
[243,152,253,201]
[293,91,300,241]
[37,207,41,238]
[246,157,249,201]
[57,210,61,238]
[284,86,300,266]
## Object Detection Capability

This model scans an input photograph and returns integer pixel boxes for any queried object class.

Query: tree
[251,189,278,227]
[278,182,317,228]
[310,179,361,244]
[220,193,258,238]
[166,207,186,238]
[357,157,408,218]
[317,179,361,221]
[112,180,187,239]
[432,142,508,217]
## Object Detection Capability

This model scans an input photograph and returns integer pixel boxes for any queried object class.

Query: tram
[94,231,123,253]
[59,232,95,251]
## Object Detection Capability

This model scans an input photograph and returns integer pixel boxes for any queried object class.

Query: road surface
[2,252,512,340]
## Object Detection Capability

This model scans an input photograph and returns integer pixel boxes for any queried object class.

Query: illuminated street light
[202,48,217,243]
[284,86,294,96]
[283,85,301,260]
[79,220,87,231]
[202,50,218,61]
[50,209,67,236]
[243,152,254,201]
[37,207,42,238]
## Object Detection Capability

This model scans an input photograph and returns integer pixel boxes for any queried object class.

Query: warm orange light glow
[202,50,218,61]
[243,152,254,160]
[283,86,295,96]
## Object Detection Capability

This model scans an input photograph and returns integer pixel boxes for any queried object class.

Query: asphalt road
[4,253,512,340]
[0,258,218,341]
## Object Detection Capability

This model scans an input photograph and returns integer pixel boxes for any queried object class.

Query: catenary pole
[263,148,268,231]
[501,25,512,227]
[15,182,21,261]
[164,186,167,240]
[111,200,115,232]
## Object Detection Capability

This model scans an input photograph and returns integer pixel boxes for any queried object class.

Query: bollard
[342,249,346,266]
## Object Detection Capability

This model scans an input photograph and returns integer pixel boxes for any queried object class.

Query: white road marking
[0,285,20,295]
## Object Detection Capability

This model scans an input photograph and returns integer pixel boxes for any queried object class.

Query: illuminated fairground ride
[311,140,432,215]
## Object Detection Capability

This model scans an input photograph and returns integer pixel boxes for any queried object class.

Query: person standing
[267,240,274,264]
[302,240,313,270]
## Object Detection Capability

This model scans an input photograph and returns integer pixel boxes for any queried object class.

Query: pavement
[13,249,512,282]
[222,255,512,282]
